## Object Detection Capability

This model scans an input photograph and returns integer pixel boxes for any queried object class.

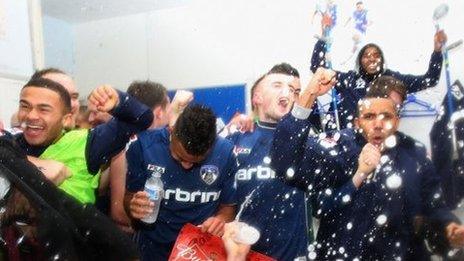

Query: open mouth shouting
[370,133,385,147]
[278,98,289,110]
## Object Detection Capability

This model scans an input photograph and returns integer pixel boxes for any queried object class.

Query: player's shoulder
[396,131,428,160]
[214,136,235,153]
[134,127,169,149]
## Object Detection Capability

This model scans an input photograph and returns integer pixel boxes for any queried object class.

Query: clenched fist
[88,85,120,113]
[298,67,337,108]
[352,143,381,188]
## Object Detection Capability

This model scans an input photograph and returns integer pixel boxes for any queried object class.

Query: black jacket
[430,82,464,209]
[310,39,443,130]
[271,112,457,260]
[0,133,138,260]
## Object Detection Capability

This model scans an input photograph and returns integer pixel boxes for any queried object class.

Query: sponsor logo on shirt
[164,188,221,203]
[236,165,275,181]
[200,165,219,185]
[233,146,251,155]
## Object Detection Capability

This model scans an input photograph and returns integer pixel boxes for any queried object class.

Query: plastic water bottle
[141,172,164,224]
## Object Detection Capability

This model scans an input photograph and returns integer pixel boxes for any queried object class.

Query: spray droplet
[384,135,397,148]
[263,156,271,164]
[380,155,389,164]
[386,175,402,189]
[347,222,353,230]
[342,194,351,203]
[376,214,387,225]
[286,168,295,178]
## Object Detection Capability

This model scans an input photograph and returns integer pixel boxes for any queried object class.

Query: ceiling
[41,0,191,23]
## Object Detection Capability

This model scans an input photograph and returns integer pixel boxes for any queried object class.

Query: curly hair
[173,104,216,156]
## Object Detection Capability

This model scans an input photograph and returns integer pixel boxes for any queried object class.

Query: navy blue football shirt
[227,121,310,261]
[126,128,237,260]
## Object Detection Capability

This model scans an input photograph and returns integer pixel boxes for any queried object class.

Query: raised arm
[271,68,336,190]
[389,30,447,93]
[169,90,194,128]
[86,85,153,173]
[310,40,330,73]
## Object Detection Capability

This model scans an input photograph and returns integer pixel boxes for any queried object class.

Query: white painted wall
[0,0,33,78]
[57,0,464,149]
[72,0,319,94]
[0,78,23,128]
[74,13,149,92]
[145,0,315,90]
[43,15,75,74]
[0,0,40,128]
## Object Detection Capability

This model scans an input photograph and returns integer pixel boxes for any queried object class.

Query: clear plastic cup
[232,221,260,245]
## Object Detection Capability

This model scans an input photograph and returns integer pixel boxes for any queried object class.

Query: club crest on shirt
[147,164,165,175]
[200,165,219,185]
[233,146,251,156]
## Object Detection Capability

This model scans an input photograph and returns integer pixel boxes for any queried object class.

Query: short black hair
[127,80,168,109]
[251,62,300,111]
[366,76,407,102]
[173,104,216,156]
[23,78,72,113]
[30,68,67,81]
[268,63,300,78]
